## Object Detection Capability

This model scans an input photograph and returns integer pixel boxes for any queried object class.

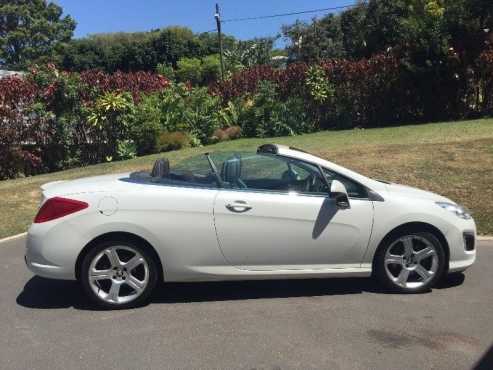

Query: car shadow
[16,273,465,311]
[473,343,493,370]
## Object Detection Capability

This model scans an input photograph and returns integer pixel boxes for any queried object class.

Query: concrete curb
[0,232,27,244]
[478,236,493,241]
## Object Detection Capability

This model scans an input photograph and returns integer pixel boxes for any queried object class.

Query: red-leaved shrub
[80,70,170,102]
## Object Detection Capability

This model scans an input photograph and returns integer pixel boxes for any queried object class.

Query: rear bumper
[25,223,81,280]
[24,253,72,280]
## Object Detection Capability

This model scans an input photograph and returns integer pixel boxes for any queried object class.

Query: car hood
[385,183,454,203]
[41,173,133,197]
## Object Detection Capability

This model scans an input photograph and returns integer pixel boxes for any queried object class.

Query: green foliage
[241,81,314,137]
[116,140,137,160]
[130,93,163,155]
[305,65,334,104]
[175,55,221,85]
[283,0,492,69]
[283,16,346,62]
[88,92,135,156]
[200,54,221,84]
[130,83,222,153]
[175,57,203,84]
[0,0,76,69]
[156,62,175,80]
[224,38,275,74]
[56,26,236,73]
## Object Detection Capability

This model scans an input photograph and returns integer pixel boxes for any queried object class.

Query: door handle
[226,201,252,213]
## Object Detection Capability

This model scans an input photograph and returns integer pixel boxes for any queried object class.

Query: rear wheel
[80,240,158,309]
[374,231,446,293]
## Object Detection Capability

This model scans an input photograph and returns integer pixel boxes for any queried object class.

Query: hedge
[2,50,493,180]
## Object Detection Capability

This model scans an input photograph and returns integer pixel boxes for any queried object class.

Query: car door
[213,154,374,270]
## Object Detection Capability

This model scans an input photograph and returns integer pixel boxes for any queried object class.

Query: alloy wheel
[384,235,439,289]
[88,246,149,305]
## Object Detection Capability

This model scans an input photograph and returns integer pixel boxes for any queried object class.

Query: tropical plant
[305,65,334,104]
[156,62,175,80]
[88,92,135,157]
[116,139,137,160]
[223,38,275,74]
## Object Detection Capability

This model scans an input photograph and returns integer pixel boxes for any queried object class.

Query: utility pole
[215,3,225,81]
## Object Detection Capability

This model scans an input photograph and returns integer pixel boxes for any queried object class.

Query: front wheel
[80,240,158,309]
[374,232,446,293]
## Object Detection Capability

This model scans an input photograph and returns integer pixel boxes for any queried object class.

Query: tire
[80,239,159,309]
[374,231,446,293]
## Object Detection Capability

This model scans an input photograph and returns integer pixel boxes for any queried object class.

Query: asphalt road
[0,237,492,370]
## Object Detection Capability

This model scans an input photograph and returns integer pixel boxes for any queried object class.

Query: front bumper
[445,219,477,273]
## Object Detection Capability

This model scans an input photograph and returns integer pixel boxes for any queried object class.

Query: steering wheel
[305,174,331,193]
[304,174,317,193]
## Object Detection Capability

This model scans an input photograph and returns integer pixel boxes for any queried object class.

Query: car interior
[130,154,331,194]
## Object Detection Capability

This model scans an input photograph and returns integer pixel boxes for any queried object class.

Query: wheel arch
[75,231,164,282]
[371,222,450,274]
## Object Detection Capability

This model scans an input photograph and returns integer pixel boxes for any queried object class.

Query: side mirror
[331,180,350,209]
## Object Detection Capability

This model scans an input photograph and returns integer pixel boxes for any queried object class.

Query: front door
[212,153,374,270]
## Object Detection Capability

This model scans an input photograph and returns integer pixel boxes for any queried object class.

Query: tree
[283,16,346,62]
[0,0,76,69]
[55,27,237,73]
[223,38,275,73]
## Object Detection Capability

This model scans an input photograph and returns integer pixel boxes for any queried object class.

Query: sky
[56,0,354,44]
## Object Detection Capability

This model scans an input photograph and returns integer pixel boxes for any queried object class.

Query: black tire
[374,231,446,293]
[80,239,159,309]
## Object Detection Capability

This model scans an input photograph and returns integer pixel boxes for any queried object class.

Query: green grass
[1,118,492,238]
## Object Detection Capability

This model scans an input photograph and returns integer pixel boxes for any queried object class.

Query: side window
[241,155,289,181]
[322,168,368,199]
[219,153,326,194]
[158,155,219,188]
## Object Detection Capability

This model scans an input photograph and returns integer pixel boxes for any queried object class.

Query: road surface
[1,237,492,370]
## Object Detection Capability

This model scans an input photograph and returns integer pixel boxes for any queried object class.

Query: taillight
[34,197,88,223]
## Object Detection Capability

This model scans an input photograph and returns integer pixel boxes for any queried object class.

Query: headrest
[151,158,170,178]
[221,156,242,184]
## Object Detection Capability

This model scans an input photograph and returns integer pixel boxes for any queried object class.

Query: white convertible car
[25,144,476,308]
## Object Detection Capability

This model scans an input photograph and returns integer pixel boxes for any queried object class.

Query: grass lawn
[1,118,492,239]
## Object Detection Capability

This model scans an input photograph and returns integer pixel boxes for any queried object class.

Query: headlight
[436,202,472,220]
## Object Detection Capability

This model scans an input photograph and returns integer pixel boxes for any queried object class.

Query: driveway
[1,236,492,370]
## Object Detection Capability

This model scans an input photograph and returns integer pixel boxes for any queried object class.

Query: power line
[221,4,357,23]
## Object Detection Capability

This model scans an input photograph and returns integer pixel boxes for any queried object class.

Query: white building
[0,70,24,79]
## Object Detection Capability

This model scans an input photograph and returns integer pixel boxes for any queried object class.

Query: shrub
[88,92,135,157]
[305,65,334,104]
[157,131,192,152]
[175,55,221,86]
[210,65,278,101]
[241,81,314,138]
[201,54,221,85]
[116,140,137,160]
[79,70,169,102]
[210,125,242,143]
[142,83,222,144]
[0,76,46,179]
[176,57,203,85]
[156,63,175,81]
[224,125,242,140]
[130,93,162,155]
